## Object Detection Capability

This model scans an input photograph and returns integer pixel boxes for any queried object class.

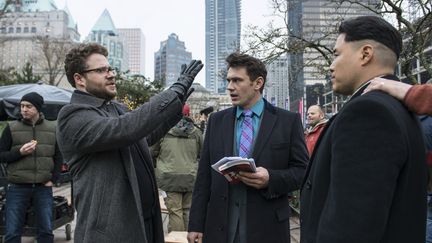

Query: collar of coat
[306,119,328,134]
[345,74,400,105]
[71,90,110,108]
[19,112,45,126]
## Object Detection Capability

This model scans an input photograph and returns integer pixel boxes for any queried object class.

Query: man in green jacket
[153,104,203,232]
[0,92,62,243]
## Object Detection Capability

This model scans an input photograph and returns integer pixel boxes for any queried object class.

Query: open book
[211,156,256,183]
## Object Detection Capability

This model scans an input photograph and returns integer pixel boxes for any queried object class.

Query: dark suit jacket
[300,76,427,243]
[189,99,308,243]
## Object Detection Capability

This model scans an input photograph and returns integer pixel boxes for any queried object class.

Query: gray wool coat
[56,90,183,243]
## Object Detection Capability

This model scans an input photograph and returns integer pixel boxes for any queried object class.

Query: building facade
[205,0,241,94]
[86,9,128,72]
[0,0,80,86]
[264,55,290,109]
[300,0,379,86]
[118,28,146,75]
[285,0,378,114]
[154,33,192,87]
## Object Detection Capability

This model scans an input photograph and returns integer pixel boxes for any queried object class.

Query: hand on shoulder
[363,77,412,101]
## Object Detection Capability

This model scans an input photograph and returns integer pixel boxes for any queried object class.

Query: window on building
[24,27,29,33]
[118,44,123,57]
[31,27,36,33]
[0,27,5,34]
[8,27,13,33]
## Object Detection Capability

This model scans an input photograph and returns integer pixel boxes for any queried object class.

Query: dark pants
[5,183,54,243]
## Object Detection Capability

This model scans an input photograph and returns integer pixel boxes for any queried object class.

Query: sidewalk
[19,184,301,242]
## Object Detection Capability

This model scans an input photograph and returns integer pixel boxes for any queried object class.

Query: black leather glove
[169,60,203,102]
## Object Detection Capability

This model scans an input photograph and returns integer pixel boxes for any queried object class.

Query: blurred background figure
[153,104,203,232]
[304,105,327,157]
[198,106,213,133]
[0,92,62,243]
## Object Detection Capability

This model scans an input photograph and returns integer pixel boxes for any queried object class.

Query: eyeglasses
[81,66,116,75]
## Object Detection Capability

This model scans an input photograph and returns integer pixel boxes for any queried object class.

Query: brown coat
[404,84,432,115]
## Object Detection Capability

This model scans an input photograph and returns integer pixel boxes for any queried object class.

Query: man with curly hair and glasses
[57,43,203,243]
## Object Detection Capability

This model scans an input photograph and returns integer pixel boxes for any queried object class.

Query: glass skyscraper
[154,33,192,87]
[205,0,241,94]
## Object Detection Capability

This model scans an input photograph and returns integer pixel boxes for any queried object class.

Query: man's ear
[360,44,374,66]
[73,73,85,88]
[254,77,264,91]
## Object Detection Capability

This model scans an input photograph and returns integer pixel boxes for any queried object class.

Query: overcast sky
[53,0,274,84]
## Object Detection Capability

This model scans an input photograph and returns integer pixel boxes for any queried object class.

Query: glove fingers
[180,64,187,74]
[184,60,203,75]
[183,87,195,103]
[191,63,204,76]
[183,60,196,74]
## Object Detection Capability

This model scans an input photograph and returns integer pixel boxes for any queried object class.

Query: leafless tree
[244,0,432,85]
[341,0,432,84]
[32,36,75,86]
[243,0,335,70]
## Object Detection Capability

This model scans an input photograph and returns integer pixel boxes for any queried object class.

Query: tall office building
[284,0,378,113]
[154,33,192,87]
[205,0,241,94]
[287,0,304,111]
[0,0,79,86]
[264,55,290,109]
[118,28,146,75]
[300,0,379,86]
[86,9,128,72]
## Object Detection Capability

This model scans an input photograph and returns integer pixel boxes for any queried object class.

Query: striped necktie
[239,109,254,158]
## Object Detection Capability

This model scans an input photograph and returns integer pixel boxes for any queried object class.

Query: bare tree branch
[32,36,75,86]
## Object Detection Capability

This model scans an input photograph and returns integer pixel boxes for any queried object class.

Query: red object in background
[183,104,190,116]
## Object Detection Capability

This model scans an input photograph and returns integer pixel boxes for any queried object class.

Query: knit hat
[20,92,44,112]
[182,104,190,116]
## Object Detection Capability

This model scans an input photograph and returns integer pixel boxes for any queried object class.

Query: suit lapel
[223,109,236,155]
[252,103,276,161]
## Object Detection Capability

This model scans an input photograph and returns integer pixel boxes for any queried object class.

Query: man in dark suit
[188,52,308,243]
[300,16,427,243]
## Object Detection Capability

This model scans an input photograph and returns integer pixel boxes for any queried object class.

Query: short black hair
[339,16,402,59]
[225,52,267,93]
[64,43,108,87]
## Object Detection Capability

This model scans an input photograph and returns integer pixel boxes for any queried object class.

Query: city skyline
[54,0,272,86]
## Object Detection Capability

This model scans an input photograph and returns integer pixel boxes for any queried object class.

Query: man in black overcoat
[300,16,427,243]
[188,53,308,243]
